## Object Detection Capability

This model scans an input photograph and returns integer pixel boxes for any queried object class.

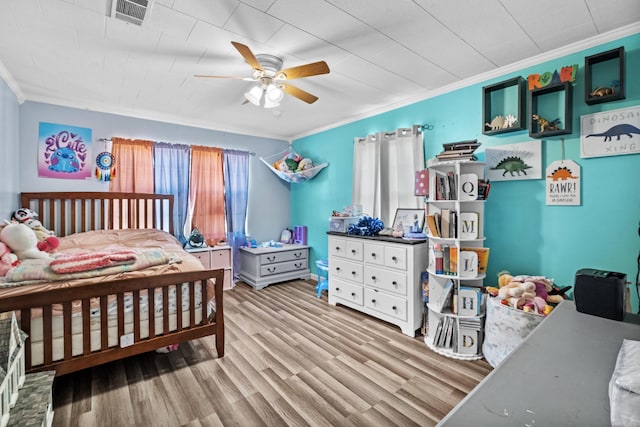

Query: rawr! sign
[546,160,581,206]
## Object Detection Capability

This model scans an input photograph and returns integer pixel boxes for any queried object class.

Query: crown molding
[292,22,640,141]
[0,59,25,103]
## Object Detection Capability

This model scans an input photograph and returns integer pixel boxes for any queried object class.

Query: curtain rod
[98,138,255,156]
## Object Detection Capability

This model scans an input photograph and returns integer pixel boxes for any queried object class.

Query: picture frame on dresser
[392,208,425,233]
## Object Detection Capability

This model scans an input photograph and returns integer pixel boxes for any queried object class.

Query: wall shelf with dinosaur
[584,46,625,105]
[528,82,572,139]
[482,77,526,136]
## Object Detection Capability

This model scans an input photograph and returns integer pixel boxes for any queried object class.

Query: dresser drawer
[345,240,364,262]
[330,257,364,283]
[364,243,385,265]
[364,289,407,321]
[364,265,407,296]
[211,248,231,269]
[384,246,407,270]
[260,249,307,265]
[260,259,308,276]
[331,278,364,306]
[329,237,347,258]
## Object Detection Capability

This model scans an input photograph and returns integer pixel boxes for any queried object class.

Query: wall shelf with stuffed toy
[482,76,526,136]
[584,46,625,105]
[260,146,328,183]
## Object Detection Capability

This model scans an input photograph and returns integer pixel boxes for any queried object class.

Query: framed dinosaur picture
[580,105,640,158]
[485,140,542,182]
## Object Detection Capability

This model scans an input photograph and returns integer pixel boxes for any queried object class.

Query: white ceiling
[0,0,639,141]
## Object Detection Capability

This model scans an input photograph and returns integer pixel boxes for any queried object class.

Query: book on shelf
[461,247,490,274]
[449,246,458,275]
[458,286,483,316]
[435,140,481,162]
[433,317,444,346]
[442,139,481,152]
[433,279,454,312]
[444,317,455,348]
[478,179,491,200]
[442,245,450,275]
[459,212,479,239]
[450,211,457,238]
[426,214,440,237]
[440,209,450,238]
[447,171,457,200]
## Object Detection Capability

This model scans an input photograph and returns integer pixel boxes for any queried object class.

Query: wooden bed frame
[0,192,224,376]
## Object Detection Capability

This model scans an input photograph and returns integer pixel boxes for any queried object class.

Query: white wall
[0,78,19,221]
[17,101,292,243]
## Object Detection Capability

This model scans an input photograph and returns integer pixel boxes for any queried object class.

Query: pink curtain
[109,138,154,193]
[189,146,226,243]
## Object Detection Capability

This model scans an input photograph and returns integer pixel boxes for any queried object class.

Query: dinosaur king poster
[38,122,92,179]
[580,105,640,158]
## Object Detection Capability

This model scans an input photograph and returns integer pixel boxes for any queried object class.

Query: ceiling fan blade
[194,74,253,80]
[278,61,330,80]
[231,41,263,71]
[282,84,319,104]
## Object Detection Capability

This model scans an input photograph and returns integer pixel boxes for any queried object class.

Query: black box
[574,268,627,321]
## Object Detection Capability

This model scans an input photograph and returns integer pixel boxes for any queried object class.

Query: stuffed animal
[0,223,51,260]
[23,218,60,253]
[297,158,313,171]
[11,208,39,223]
[0,242,18,276]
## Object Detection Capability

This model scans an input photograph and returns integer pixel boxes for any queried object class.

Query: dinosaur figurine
[586,124,640,142]
[532,114,560,133]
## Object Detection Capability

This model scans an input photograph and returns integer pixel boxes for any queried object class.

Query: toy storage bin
[315,258,329,298]
[482,296,545,367]
[328,216,359,233]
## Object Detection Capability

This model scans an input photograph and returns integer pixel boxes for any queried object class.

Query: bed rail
[0,269,224,376]
[20,192,174,237]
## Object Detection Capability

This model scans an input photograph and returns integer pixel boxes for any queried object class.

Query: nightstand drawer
[191,251,211,269]
[211,248,231,269]
[259,259,308,276]
[259,249,307,265]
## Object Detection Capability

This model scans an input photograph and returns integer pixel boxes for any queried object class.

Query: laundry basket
[315,258,329,298]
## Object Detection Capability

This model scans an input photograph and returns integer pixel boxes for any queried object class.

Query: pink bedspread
[0,228,206,296]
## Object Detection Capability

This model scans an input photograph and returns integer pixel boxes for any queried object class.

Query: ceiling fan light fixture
[264,84,284,108]
[245,85,263,106]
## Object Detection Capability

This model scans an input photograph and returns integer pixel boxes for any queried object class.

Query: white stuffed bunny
[0,223,51,260]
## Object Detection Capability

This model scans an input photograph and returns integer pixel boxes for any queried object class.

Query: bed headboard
[20,192,174,237]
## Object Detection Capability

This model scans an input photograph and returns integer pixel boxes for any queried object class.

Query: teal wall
[292,33,640,311]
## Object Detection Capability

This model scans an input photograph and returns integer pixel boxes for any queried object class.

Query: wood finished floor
[51,280,492,426]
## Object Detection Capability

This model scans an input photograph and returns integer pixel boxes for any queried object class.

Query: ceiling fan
[195,41,330,108]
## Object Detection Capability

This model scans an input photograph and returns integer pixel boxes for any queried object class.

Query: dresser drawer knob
[336,287,340,291]
[336,267,341,271]
[392,281,398,286]
[351,292,356,297]
[335,247,341,251]
[351,249,356,254]
[294,262,302,268]
[371,299,376,304]
[392,305,397,311]
[391,256,398,262]
[294,252,302,258]
[371,276,376,281]
[267,267,276,273]
[267,255,276,262]
[371,253,376,258]
[351,271,356,276]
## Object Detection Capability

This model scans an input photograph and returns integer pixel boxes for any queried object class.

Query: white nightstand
[186,245,234,290]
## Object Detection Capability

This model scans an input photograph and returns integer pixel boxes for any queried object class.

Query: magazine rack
[260,147,328,183]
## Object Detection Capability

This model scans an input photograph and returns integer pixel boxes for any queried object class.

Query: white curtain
[352,125,425,226]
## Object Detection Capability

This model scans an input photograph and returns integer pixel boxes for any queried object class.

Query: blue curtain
[154,142,191,244]
[223,149,249,281]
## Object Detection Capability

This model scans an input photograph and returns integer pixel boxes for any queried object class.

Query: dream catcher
[95,138,116,182]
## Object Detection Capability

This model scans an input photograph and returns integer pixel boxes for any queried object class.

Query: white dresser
[328,233,428,336]
[239,244,310,290]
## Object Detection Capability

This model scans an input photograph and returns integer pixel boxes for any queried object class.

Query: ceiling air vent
[111,0,149,26]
